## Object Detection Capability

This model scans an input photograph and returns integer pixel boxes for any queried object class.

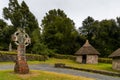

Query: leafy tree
[116,17,120,27]
[3,0,42,53]
[0,19,7,30]
[96,19,118,57]
[79,16,120,57]
[80,16,96,40]
[0,19,15,50]
[0,19,7,50]
[41,9,80,55]
[3,0,38,29]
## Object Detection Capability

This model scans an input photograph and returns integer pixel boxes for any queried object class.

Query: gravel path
[0,64,120,80]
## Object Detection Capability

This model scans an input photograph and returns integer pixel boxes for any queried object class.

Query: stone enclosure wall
[112,58,120,71]
[76,56,82,63]
[87,55,98,64]
[76,55,98,64]
[0,54,16,62]
[0,53,46,62]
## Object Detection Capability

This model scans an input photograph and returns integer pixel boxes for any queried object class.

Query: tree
[41,9,80,55]
[79,16,120,57]
[0,19,15,50]
[0,19,7,50]
[98,19,120,57]
[3,0,41,53]
[3,0,39,29]
[80,16,96,40]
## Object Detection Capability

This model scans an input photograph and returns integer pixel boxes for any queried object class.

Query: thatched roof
[109,48,120,58]
[75,40,100,55]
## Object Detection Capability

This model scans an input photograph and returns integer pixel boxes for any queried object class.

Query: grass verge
[0,58,119,72]
[0,70,94,80]
[39,58,119,72]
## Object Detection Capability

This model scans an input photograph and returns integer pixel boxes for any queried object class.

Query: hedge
[98,58,112,64]
[0,51,112,63]
[50,53,112,63]
[50,53,76,60]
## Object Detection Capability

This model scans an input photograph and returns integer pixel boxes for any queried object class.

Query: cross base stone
[14,59,29,74]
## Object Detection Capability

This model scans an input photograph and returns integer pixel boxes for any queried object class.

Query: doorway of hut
[82,55,86,64]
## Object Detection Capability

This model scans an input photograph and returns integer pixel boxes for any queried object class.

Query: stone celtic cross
[12,28,31,74]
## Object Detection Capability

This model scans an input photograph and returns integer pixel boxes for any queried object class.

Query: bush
[0,51,17,54]
[98,58,112,64]
[32,43,50,56]
[50,53,112,64]
[49,53,76,60]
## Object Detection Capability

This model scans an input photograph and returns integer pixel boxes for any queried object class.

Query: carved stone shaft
[14,44,29,74]
[12,28,31,74]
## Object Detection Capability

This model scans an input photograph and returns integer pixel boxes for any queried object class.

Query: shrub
[49,53,76,60]
[50,53,112,64]
[98,58,112,64]
[32,43,50,56]
[0,51,17,54]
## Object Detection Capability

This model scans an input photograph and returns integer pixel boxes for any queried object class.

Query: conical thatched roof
[75,40,100,55]
[109,48,120,58]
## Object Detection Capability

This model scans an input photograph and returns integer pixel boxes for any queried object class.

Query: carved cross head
[12,28,31,46]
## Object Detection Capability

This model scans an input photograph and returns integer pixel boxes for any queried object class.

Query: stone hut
[75,40,100,64]
[109,48,120,71]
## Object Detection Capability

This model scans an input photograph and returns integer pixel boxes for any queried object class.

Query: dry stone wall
[0,53,46,62]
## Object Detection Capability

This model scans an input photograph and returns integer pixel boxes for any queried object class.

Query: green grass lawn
[38,58,119,72]
[0,58,119,72]
[0,70,94,80]
[0,61,14,65]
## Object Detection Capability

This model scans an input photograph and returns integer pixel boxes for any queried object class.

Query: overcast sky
[0,0,120,29]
